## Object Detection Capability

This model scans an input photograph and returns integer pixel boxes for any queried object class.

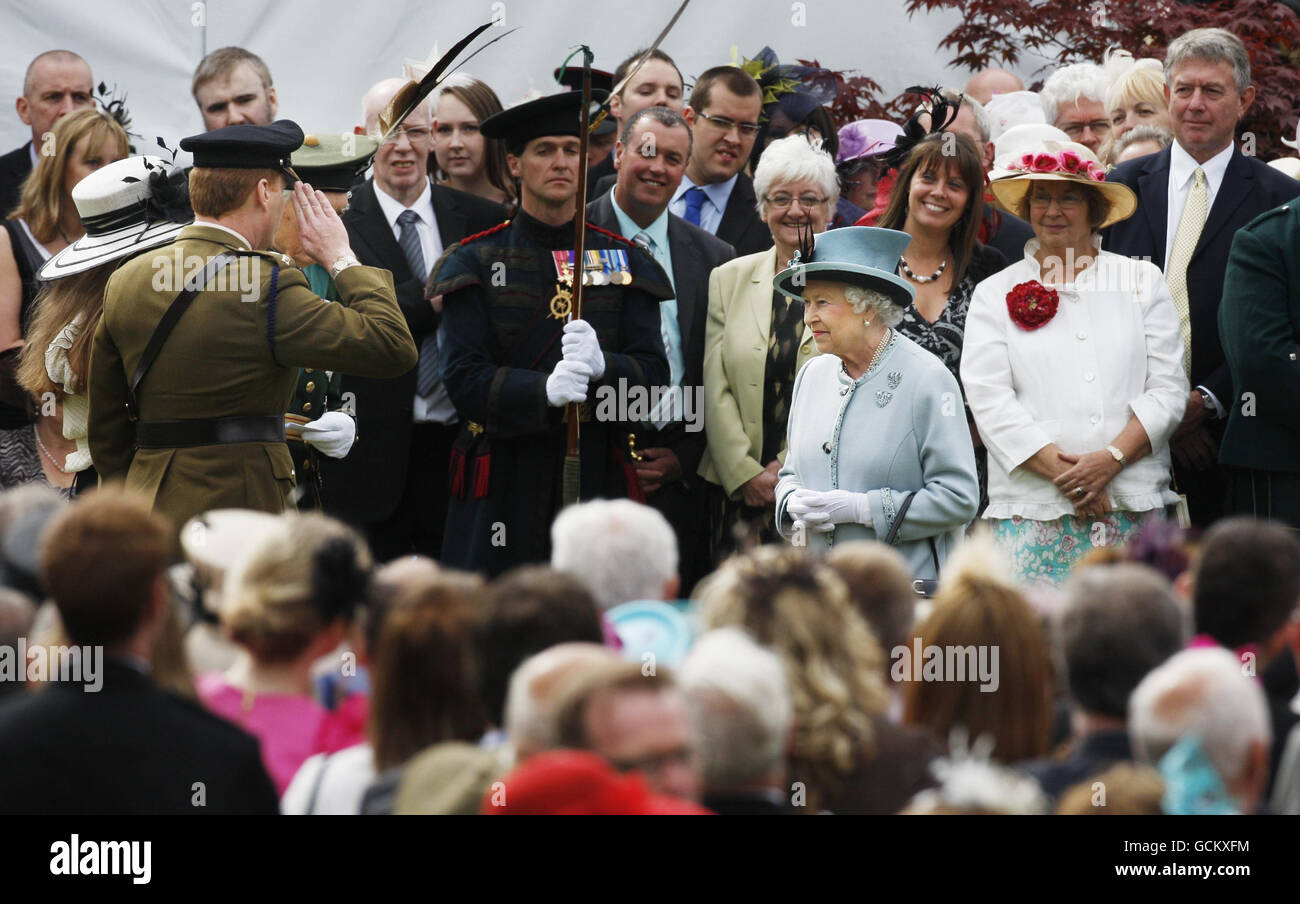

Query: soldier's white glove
[561,319,606,380]
[546,359,592,407]
[300,411,356,458]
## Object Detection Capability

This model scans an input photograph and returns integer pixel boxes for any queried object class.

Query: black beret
[180,119,305,183]
[481,91,610,152]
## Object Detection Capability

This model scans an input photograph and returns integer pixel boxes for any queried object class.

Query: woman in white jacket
[962,140,1187,585]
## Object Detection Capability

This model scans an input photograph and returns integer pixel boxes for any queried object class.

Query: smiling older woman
[700,136,835,555]
[962,141,1187,585]
[772,227,979,588]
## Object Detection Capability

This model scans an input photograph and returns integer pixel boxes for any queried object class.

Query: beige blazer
[699,247,818,497]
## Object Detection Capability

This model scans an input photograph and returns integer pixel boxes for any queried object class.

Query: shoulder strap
[128,251,238,419]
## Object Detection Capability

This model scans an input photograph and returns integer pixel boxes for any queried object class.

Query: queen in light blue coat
[773,227,979,583]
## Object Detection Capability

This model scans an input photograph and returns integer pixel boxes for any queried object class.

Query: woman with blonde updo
[197,513,373,794]
[698,545,940,813]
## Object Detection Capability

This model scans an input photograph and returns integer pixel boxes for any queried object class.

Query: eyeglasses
[766,193,830,209]
[381,125,432,145]
[1060,120,1111,139]
[697,111,762,136]
[1028,190,1087,209]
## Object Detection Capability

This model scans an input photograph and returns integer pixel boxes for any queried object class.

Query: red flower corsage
[1006,280,1059,330]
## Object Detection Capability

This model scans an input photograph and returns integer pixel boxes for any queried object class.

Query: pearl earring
[863,319,871,327]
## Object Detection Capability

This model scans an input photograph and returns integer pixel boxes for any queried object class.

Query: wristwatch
[329,254,360,279]
[1194,388,1216,413]
[1106,444,1128,468]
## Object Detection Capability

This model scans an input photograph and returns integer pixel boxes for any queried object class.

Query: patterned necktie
[1166,166,1207,379]
[682,186,706,227]
[397,209,439,397]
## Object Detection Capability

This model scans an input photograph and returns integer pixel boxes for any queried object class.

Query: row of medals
[550,250,632,319]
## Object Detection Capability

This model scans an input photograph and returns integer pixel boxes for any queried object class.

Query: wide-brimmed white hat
[38,155,192,281]
[989,139,1137,230]
[992,123,1070,172]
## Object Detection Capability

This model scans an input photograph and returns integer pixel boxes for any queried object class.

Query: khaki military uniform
[89,223,417,531]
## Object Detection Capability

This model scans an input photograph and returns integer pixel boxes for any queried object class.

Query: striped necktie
[397,209,439,396]
[1166,167,1207,378]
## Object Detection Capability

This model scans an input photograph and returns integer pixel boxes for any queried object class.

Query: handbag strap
[882,491,941,576]
[127,250,239,420]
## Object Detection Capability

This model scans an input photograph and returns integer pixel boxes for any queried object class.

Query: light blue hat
[774,226,915,308]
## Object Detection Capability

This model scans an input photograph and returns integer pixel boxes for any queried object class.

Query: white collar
[1170,140,1234,191]
[374,178,434,229]
[192,219,253,250]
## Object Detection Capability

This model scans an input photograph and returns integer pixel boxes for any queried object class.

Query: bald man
[1,50,94,212]
[963,67,1024,105]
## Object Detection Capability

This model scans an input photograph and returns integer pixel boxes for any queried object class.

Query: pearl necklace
[899,254,947,283]
[846,328,893,379]
[33,424,73,473]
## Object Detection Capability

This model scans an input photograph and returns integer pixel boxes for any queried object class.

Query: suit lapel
[749,247,775,340]
[1138,149,1171,268]
[1194,147,1251,261]
[666,217,699,351]
[717,173,756,244]
[430,184,465,249]
[347,180,413,280]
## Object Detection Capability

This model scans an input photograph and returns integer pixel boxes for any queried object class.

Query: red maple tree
[903,0,1300,159]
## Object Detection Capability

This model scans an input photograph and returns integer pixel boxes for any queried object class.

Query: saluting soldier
[271,131,379,509]
[88,120,417,531]
[429,90,672,576]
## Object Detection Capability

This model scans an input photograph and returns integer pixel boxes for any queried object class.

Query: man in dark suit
[0,50,94,214]
[0,490,278,814]
[587,106,735,593]
[668,66,771,258]
[319,80,505,562]
[1103,27,1300,527]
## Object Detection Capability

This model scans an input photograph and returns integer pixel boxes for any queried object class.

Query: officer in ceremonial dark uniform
[88,120,417,532]
[272,132,379,509]
[1219,200,1300,529]
[429,91,672,576]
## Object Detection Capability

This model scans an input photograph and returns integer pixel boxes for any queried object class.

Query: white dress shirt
[1163,141,1234,417]
[373,179,455,425]
[962,240,1189,520]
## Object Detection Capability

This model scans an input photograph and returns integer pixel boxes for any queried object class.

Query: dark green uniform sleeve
[1219,220,1300,438]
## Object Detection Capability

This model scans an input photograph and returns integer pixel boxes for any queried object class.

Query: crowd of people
[0,23,1297,815]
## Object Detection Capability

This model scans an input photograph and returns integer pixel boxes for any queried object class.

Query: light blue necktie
[682,186,706,227]
[397,209,439,396]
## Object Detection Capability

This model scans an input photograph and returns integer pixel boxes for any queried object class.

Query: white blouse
[961,240,1188,520]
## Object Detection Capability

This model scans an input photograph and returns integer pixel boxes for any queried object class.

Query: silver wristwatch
[329,254,360,279]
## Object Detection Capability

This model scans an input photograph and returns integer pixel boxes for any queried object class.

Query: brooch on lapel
[888,371,902,389]
[875,390,893,407]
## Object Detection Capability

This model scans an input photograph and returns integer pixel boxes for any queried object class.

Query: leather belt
[134,415,285,449]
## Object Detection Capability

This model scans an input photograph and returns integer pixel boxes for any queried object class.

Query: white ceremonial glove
[786,488,834,533]
[299,411,356,458]
[546,359,592,407]
[790,488,872,531]
[561,319,606,380]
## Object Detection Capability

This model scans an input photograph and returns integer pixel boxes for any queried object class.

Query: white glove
[546,359,592,407]
[300,411,356,458]
[786,488,834,532]
[789,488,871,531]
[561,319,606,380]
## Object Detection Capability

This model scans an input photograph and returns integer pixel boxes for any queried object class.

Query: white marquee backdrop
[0,0,1055,157]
